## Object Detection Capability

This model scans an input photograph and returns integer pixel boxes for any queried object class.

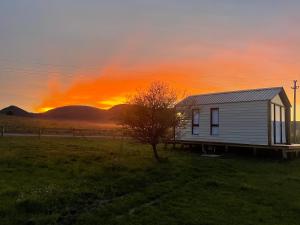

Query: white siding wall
[176,101,269,145]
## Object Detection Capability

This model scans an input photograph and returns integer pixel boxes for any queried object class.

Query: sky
[1,0,300,116]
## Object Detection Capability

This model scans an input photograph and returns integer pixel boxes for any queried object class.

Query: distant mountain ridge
[0,104,130,122]
[40,105,107,121]
[0,105,34,117]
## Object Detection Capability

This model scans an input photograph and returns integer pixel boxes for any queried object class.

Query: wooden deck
[271,144,300,150]
[168,140,300,159]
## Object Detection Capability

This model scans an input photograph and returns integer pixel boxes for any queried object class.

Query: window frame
[210,108,219,136]
[192,109,200,135]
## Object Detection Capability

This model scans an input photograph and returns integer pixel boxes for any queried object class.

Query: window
[211,108,219,135]
[192,109,200,135]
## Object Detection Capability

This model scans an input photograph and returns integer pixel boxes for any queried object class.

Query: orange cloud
[35,64,208,112]
[36,42,300,118]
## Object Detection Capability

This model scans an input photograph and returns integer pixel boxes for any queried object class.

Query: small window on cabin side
[211,108,219,136]
[192,109,200,135]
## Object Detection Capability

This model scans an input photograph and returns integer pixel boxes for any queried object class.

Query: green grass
[1,137,300,225]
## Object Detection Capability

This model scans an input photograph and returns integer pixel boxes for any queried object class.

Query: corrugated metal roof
[177,87,288,106]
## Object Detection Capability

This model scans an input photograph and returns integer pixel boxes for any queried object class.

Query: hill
[0,105,33,117]
[107,104,132,121]
[0,104,132,123]
[38,105,107,122]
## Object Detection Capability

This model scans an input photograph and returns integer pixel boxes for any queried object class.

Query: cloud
[35,63,204,111]
[35,40,300,112]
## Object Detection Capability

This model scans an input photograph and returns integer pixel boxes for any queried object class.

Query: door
[272,104,286,144]
[275,105,281,144]
[281,107,286,143]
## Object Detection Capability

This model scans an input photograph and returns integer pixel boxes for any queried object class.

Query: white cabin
[175,87,291,146]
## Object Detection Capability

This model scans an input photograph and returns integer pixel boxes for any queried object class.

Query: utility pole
[292,80,299,143]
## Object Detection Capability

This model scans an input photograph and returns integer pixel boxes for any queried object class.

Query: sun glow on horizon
[97,96,127,109]
[38,107,54,113]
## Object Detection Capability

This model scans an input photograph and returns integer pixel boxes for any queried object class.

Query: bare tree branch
[121,82,178,162]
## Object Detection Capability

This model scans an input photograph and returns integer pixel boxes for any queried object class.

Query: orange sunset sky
[1,1,300,118]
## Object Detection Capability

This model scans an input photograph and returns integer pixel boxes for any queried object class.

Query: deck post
[201,144,206,153]
[225,145,229,152]
[282,149,288,160]
[253,148,257,156]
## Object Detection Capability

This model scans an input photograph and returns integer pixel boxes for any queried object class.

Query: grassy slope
[0,115,120,136]
[0,115,119,129]
[1,137,300,225]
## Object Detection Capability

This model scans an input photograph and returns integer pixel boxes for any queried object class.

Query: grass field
[1,137,300,225]
[0,115,120,136]
[0,115,120,129]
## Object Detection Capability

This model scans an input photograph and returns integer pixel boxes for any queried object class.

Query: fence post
[120,129,124,151]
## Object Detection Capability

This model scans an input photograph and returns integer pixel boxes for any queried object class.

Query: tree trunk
[152,144,160,162]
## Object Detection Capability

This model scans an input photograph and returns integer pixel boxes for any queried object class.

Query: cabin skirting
[168,140,300,159]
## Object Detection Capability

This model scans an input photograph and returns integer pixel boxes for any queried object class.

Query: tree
[122,82,178,162]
